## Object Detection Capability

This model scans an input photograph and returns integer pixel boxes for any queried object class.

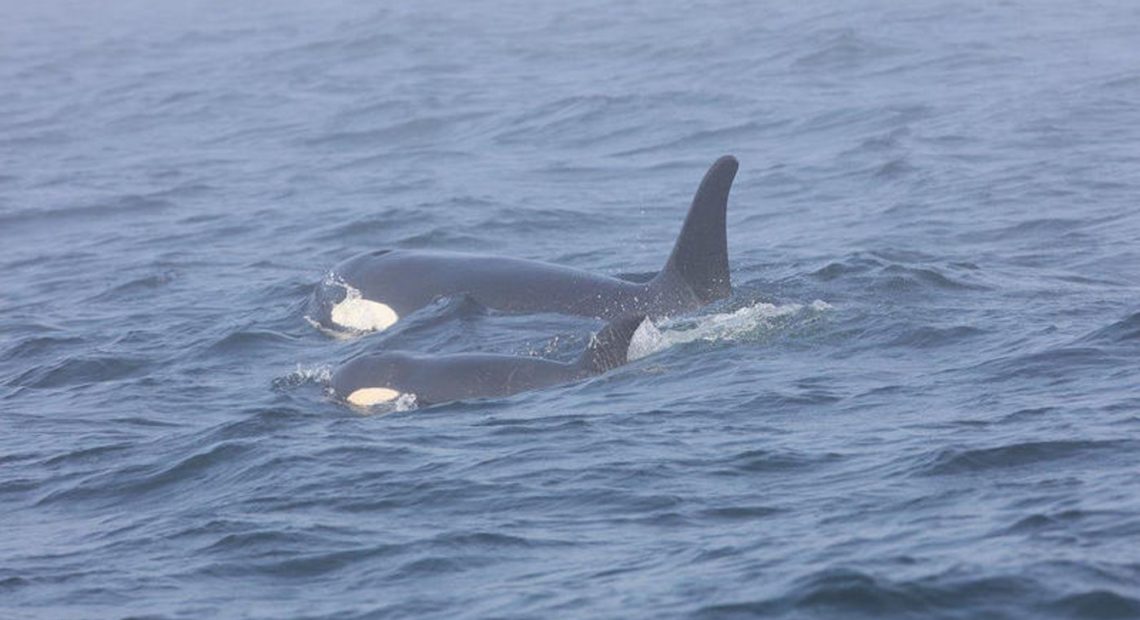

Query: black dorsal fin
[658,155,738,303]
[577,314,648,374]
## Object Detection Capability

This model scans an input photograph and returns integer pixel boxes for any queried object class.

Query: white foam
[273,364,333,389]
[628,300,832,360]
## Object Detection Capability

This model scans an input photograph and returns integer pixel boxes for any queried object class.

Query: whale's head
[331,353,411,407]
[307,274,399,334]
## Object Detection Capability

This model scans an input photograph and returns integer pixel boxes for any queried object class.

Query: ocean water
[3,0,1140,617]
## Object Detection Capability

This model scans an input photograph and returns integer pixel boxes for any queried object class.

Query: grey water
[3,0,1140,618]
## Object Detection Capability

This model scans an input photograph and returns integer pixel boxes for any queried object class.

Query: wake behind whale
[308,156,739,333]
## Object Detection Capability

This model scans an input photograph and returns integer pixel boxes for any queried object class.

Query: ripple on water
[1,335,86,363]
[1081,311,1140,345]
[700,567,1140,619]
[9,355,148,390]
[882,325,986,349]
[918,440,1133,477]
[698,570,1032,618]
[35,440,256,508]
[810,254,990,294]
[712,448,844,476]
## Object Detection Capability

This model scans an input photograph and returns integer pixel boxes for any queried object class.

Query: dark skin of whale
[332,315,646,406]
[328,249,700,319]
[310,156,738,329]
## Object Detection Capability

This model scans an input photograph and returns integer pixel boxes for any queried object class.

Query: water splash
[271,364,333,390]
[304,273,378,340]
[629,300,832,360]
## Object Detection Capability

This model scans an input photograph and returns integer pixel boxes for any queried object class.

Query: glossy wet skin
[331,314,648,407]
[328,250,700,320]
[309,156,737,332]
[333,351,588,406]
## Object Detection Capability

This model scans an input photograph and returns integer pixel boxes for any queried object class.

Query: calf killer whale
[332,315,647,407]
[308,155,738,333]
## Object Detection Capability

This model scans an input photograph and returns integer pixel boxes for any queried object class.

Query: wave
[206,329,298,355]
[0,195,171,229]
[1080,311,1140,345]
[35,440,254,508]
[86,271,179,303]
[811,253,990,293]
[918,439,1132,476]
[698,567,1140,619]
[882,325,985,349]
[1,334,85,363]
[8,355,147,389]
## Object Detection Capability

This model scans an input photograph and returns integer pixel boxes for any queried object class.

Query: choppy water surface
[3,0,1140,617]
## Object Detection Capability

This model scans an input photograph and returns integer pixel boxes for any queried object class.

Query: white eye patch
[330,292,399,332]
[346,387,402,406]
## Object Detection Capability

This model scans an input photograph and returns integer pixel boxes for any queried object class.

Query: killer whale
[308,155,738,333]
[331,315,647,407]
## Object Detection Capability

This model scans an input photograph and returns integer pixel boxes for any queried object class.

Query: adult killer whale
[308,155,738,333]
[332,315,647,407]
